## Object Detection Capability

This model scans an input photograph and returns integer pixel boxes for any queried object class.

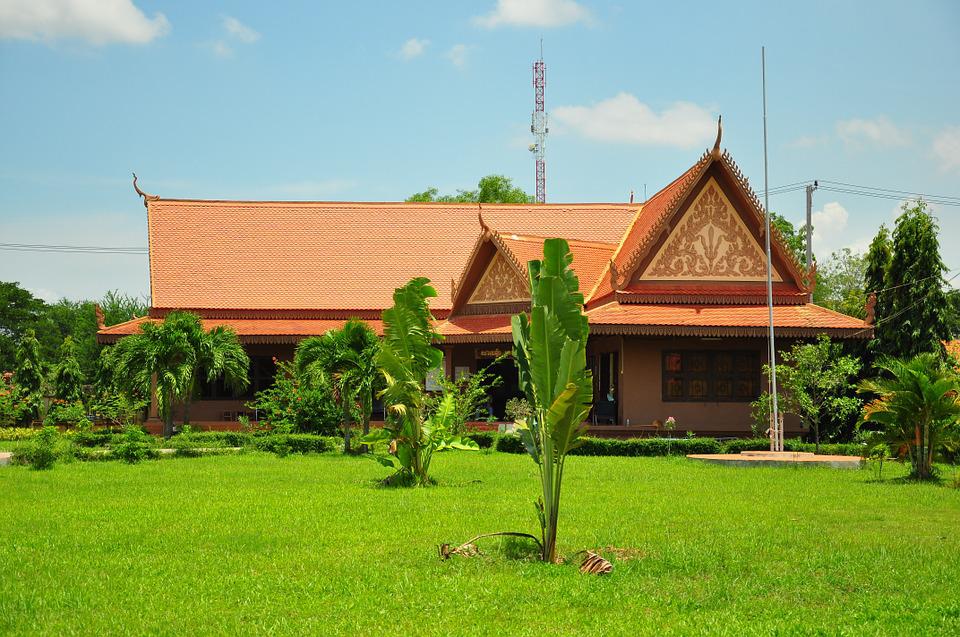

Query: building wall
[619,335,802,436]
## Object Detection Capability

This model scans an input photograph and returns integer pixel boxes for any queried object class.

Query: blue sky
[1,0,958,302]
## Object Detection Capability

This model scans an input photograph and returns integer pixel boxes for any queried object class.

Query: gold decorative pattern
[640,179,781,282]
[468,252,528,304]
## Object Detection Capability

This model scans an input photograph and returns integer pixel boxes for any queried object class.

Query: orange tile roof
[585,302,870,337]
[946,340,960,360]
[147,199,639,311]
[97,316,384,344]
[494,233,616,293]
[436,314,515,343]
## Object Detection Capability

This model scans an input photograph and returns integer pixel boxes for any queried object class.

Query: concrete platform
[687,450,863,469]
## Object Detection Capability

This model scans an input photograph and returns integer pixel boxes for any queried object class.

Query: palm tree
[296,319,380,453]
[108,312,249,438]
[859,353,960,479]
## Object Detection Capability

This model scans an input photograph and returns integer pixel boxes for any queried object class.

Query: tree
[407,175,534,204]
[52,336,85,403]
[14,329,44,398]
[860,353,960,480]
[0,282,47,373]
[362,279,476,484]
[813,249,867,318]
[14,329,46,424]
[875,201,953,359]
[766,335,862,452]
[511,238,593,563]
[164,312,250,424]
[771,213,808,265]
[106,312,247,438]
[296,319,380,453]
[99,290,148,326]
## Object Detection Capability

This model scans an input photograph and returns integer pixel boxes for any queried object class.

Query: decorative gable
[467,251,528,304]
[637,178,782,283]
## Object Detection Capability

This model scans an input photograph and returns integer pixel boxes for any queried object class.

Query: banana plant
[511,238,593,562]
[362,278,477,485]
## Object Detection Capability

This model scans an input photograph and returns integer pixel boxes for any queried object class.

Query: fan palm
[109,312,249,438]
[296,319,380,453]
[859,353,960,479]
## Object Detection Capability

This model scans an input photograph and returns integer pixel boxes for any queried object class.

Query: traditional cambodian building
[98,134,869,436]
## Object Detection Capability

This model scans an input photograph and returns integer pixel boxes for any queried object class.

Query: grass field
[2,452,959,636]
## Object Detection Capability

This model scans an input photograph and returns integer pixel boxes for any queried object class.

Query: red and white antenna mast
[530,42,547,203]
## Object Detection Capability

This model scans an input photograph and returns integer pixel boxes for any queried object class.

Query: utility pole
[805,180,818,272]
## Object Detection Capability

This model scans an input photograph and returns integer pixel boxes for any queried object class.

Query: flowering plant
[664,416,677,431]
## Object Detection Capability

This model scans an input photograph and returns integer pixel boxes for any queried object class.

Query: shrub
[504,397,531,423]
[43,400,91,428]
[112,425,155,464]
[67,430,118,448]
[464,431,497,449]
[495,434,526,454]
[14,426,62,470]
[246,360,341,435]
[253,434,338,455]
[0,427,38,442]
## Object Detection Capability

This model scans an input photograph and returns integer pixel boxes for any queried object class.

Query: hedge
[251,434,339,455]
[0,427,38,442]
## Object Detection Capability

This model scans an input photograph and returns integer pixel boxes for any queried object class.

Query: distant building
[99,135,869,436]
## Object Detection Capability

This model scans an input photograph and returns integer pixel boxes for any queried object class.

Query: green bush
[495,434,725,457]
[246,360,341,435]
[42,400,91,428]
[66,430,118,448]
[495,433,525,454]
[111,425,156,464]
[252,434,338,455]
[464,431,497,449]
[171,430,248,448]
[15,426,62,470]
[0,427,38,442]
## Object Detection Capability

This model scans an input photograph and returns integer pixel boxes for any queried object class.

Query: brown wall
[619,336,802,436]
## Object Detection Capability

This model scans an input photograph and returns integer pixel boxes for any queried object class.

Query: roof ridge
[153,198,643,207]
[497,232,618,249]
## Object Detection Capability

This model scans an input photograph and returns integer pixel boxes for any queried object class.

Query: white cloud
[810,201,849,255]
[552,93,716,148]
[447,44,468,68]
[836,116,910,148]
[399,37,429,60]
[211,41,232,58]
[211,16,260,59]
[222,16,260,43]
[932,126,960,175]
[474,0,591,28]
[786,135,829,149]
[0,0,169,45]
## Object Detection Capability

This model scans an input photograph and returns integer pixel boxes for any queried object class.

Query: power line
[767,179,960,206]
[0,242,147,255]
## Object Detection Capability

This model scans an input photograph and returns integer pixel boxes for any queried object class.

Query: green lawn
[1,452,958,636]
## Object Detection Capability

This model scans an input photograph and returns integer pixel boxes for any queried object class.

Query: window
[662,350,760,402]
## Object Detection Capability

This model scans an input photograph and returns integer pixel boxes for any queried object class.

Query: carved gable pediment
[638,178,782,283]
[467,251,528,304]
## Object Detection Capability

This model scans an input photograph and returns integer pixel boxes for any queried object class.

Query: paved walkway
[687,450,863,469]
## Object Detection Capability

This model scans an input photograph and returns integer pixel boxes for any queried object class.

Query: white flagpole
[762,46,781,452]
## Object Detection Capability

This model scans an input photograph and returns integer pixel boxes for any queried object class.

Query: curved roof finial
[712,115,723,158]
[132,172,159,208]
[478,203,490,234]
